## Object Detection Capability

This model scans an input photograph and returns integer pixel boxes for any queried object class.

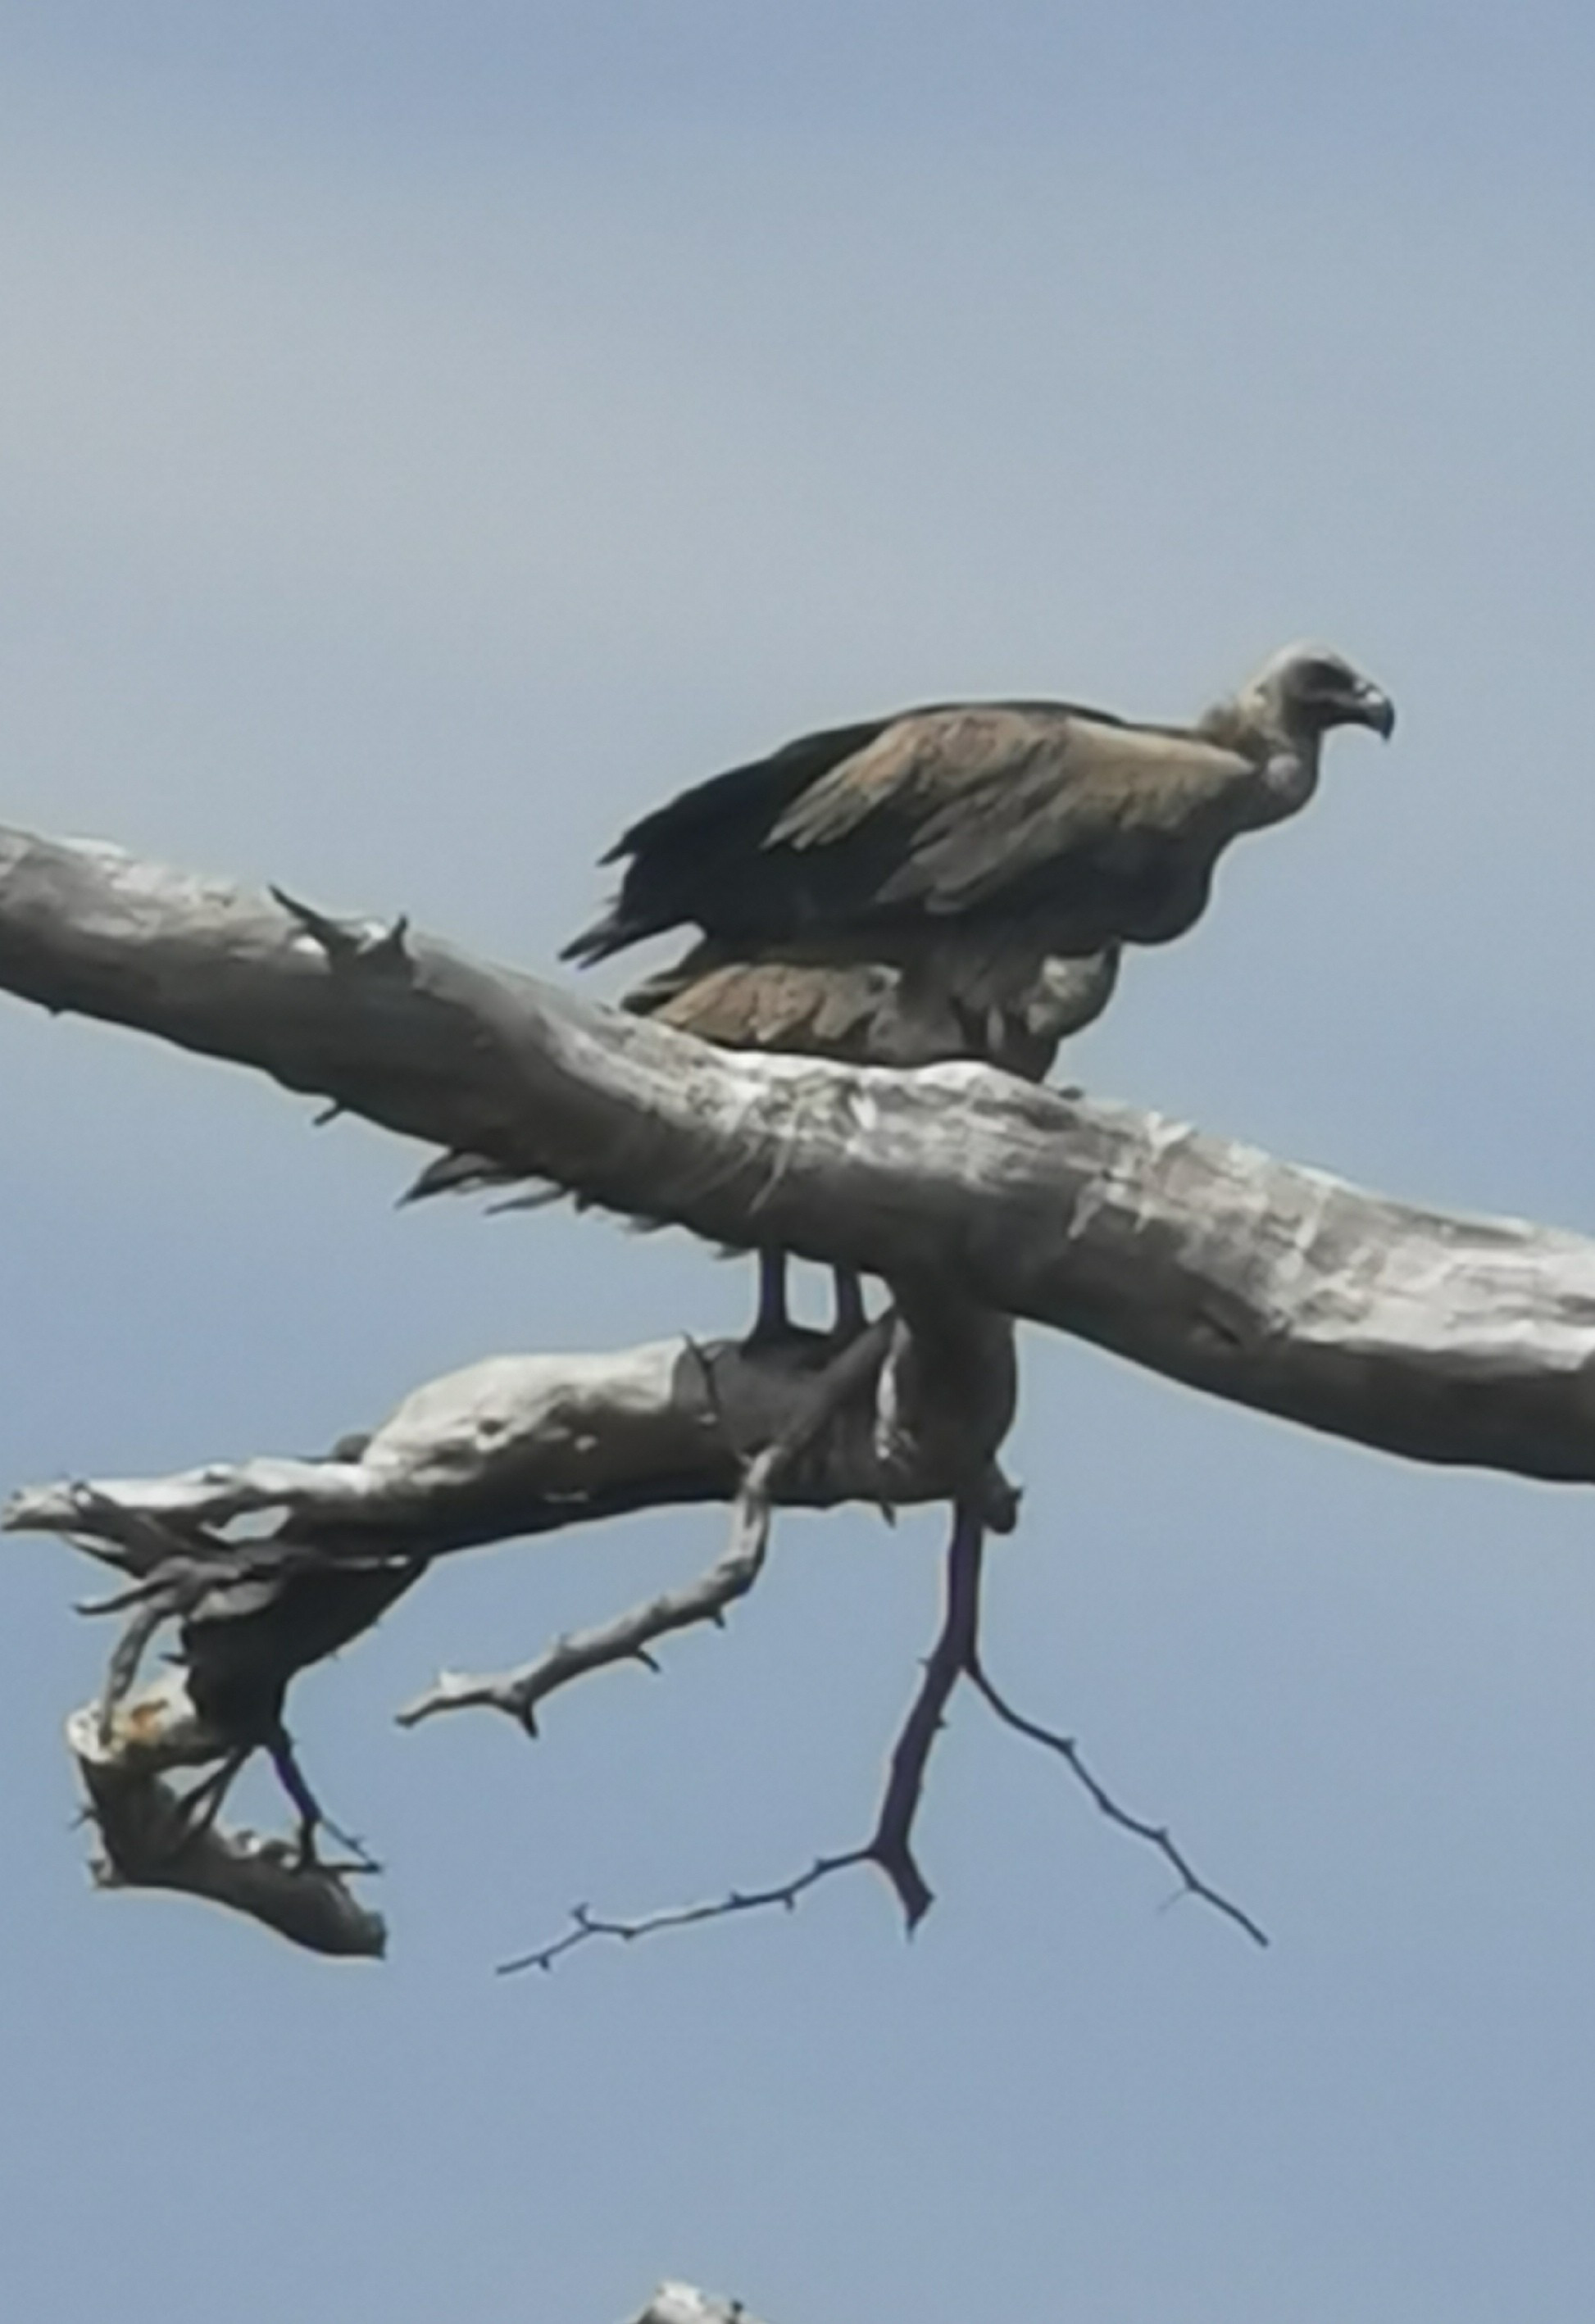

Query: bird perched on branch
[567,640,1394,1336]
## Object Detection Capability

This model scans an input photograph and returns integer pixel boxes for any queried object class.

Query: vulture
[564,640,1394,1336]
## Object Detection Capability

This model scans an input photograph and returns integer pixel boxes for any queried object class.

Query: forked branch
[2,814,1579,1961]
[501,1493,1261,1974]
[13,1302,1022,1954]
[398,1315,898,1730]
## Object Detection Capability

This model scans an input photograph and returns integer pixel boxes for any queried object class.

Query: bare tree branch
[865,1496,985,1927]
[10,1294,1023,1954]
[398,1314,899,1728]
[500,1858,867,1977]
[498,1499,987,1972]
[1,816,1581,1961]
[5,1320,1000,1559]
[627,2285,771,2324]
[4,821,1595,1481]
[966,1658,1270,1948]
[66,1680,385,1959]
[498,1487,1261,1972]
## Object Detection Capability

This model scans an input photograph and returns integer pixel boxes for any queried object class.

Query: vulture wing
[564,715,898,963]
[565,701,1258,965]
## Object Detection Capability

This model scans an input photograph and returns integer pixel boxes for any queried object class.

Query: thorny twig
[270,884,410,966]
[498,1855,866,1976]
[501,1496,985,1972]
[965,1654,1270,1949]
[31,1317,1261,1960]
[502,1493,1264,1972]
[397,1315,897,1732]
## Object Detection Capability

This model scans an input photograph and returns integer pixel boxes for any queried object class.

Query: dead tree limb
[5,814,1593,1959]
[7,1302,1025,1955]
[7,1309,1012,1559]
[15,1303,1234,1964]
[396,1311,902,1729]
[3,820,1595,1480]
[628,2287,770,2324]
[66,1678,386,1958]
[493,1493,988,1975]
[498,1484,1261,1976]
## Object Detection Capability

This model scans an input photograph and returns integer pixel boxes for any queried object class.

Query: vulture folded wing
[568,698,1261,964]
[562,715,898,962]
[768,706,1259,939]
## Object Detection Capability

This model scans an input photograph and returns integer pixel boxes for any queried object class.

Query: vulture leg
[830,1266,868,1344]
[745,1246,793,1345]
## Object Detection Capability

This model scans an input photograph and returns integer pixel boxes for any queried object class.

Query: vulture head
[1241,642,1397,746]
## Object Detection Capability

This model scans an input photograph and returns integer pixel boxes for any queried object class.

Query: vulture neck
[1196,696,1322,829]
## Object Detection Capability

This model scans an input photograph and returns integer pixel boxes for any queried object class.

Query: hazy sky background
[3,8,1595,2321]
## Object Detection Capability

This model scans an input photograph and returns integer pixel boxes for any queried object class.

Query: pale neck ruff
[1252,741,1320,826]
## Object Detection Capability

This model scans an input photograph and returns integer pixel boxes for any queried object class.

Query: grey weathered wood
[66,1683,385,1958]
[6,1317,1012,1552]
[8,1303,1016,1732]
[627,2286,769,2324]
[3,821,1595,1481]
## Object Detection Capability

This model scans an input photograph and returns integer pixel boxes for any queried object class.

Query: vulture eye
[1300,658,1350,692]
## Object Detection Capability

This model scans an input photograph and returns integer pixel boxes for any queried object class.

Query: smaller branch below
[395,1471,773,1734]
[502,1487,1266,1973]
[400,1318,897,1733]
[861,1496,984,1927]
[966,1655,1270,1949]
[500,1491,986,1972]
[67,1686,384,1959]
[499,1855,866,1977]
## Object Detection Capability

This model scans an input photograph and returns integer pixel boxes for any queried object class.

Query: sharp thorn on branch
[395,1149,475,1205]
[497,1849,871,1977]
[270,884,364,958]
[484,1186,565,1216]
[270,885,411,971]
[367,912,410,963]
[75,1582,152,1618]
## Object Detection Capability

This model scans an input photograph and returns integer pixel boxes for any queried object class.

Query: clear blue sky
[3,9,1595,2320]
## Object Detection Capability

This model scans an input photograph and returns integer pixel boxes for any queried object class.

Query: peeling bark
[3,820,1594,1479]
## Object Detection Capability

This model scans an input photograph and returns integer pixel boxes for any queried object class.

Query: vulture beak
[1352,681,1396,740]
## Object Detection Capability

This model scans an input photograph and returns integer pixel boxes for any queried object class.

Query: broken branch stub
[67,1682,385,1959]
[628,2286,770,2324]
